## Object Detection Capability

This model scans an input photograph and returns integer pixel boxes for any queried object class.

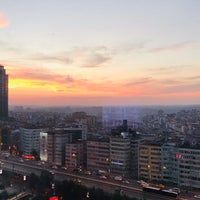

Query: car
[137,180,148,186]
[156,184,165,188]
[100,175,107,179]
[171,187,180,193]
[85,171,91,175]
[194,195,200,199]
[123,180,130,184]
[61,166,67,170]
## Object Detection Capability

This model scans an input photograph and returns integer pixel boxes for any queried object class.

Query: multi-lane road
[0,156,199,200]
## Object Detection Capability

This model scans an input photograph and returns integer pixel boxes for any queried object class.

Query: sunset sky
[1,0,200,106]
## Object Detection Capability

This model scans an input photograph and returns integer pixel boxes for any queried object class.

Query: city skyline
[0,1,200,106]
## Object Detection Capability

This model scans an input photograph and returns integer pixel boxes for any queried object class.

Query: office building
[0,65,8,120]
[20,128,40,155]
[87,138,110,172]
[178,147,200,189]
[139,142,162,182]
[65,142,84,169]
[110,132,131,176]
[47,125,87,166]
[162,143,179,185]
[130,137,141,178]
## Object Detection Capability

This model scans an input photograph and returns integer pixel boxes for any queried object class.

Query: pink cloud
[149,41,197,53]
[0,12,9,28]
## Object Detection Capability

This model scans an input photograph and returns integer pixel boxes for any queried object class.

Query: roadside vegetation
[28,170,139,200]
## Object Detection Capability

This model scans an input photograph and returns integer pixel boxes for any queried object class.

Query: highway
[0,156,197,200]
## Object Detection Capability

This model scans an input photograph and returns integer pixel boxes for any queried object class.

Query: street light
[147,164,151,182]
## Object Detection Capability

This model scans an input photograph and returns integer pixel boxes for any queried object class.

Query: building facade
[110,133,131,176]
[20,128,40,155]
[86,138,110,172]
[0,65,8,120]
[65,142,84,169]
[178,147,200,189]
[47,125,87,166]
[40,132,48,161]
[139,143,162,182]
[130,137,141,178]
[162,143,179,185]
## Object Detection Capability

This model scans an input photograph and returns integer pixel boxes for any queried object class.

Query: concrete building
[40,132,48,161]
[178,147,200,189]
[130,137,141,178]
[47,125,87,166]
[20,128,40,155]
[65,142,84,169]
[0,65,8,120]
[86,138,110,172]
[110,133,131,176]
[162,143,200,189]
[162,143,179,185]
[139,142,162,182]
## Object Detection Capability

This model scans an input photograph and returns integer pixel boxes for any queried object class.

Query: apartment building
[130,136,141,178]
[20,128,40,156]
[139,142,162,182]
[47,125,87,166]
[178,147,200,189]
[162,143,179,185]
[110,133,131,176]
[86,138,110,172]
[65,142,84,169]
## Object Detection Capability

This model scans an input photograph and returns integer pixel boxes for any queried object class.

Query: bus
[142,185,179,198]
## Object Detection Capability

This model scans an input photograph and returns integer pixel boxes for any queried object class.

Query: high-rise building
[0,65,8,120]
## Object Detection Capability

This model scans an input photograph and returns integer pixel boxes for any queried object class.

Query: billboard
[49,197,58,200]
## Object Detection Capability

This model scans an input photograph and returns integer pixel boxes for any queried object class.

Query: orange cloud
[6,63,200,106]
[0,12,9,28]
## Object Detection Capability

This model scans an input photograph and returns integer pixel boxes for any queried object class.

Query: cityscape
[0,65,199,199]
[1,1,200,200]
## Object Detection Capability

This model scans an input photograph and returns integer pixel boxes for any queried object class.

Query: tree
[38,170,53,193]
[29,173,39,191]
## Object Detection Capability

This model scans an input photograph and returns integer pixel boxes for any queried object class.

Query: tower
[0,65,8,120]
